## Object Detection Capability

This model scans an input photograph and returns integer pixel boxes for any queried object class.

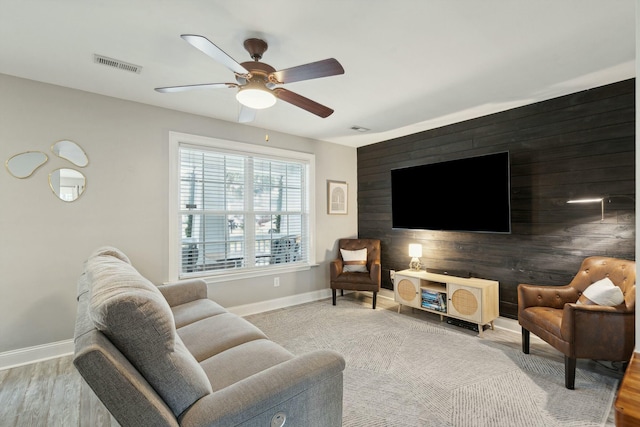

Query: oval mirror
[49,168,86,202]
[51,140,88,167]
[5,151,49,178]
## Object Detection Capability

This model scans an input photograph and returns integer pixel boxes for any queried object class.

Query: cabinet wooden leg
[477,324,484,338]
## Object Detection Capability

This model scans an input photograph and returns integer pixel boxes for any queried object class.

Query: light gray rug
[245,296,618,427]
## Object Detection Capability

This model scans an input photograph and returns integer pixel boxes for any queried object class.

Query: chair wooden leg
[332,289,337,306]
[565,356,576,389]
[372,292,377,309]
[522,328,530,354]
[340,289,344,296]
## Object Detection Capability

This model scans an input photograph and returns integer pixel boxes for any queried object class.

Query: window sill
[181,263,312,285]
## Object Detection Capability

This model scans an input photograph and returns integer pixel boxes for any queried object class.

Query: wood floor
[0,354,118,427]
[0,293,624,427]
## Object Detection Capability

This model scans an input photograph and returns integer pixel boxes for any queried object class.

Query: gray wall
[0,73,358,353]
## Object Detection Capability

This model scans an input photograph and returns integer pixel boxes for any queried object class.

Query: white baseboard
[492,316,521,334]
[0,340,74,371]
[228,288,333,317]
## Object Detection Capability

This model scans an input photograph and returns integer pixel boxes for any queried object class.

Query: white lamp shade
[236,88,276,109]
[408,244,422,258]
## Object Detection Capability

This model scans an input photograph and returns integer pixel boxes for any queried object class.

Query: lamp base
[409,258,421,271]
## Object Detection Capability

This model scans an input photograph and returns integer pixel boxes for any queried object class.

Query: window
[169,132,315,281]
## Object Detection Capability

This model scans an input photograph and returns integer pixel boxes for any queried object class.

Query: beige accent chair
[518,256,636,389]
[330,238,381,309]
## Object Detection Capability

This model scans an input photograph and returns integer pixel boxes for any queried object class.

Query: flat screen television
[391,151,511,233]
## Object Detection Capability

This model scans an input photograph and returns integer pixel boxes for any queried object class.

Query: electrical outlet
[274,277,280,287]
[390,270,395,282]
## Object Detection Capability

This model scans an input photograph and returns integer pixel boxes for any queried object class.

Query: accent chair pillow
[341,248,368,273]
[86,250,212,417]
[577,277,625,306]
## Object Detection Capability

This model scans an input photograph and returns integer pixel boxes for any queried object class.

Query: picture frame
[327,180,348,214]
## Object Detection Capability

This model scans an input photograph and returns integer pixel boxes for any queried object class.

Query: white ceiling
[0,0,635,147]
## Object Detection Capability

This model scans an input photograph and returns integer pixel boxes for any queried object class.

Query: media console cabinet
[394,269,499,337]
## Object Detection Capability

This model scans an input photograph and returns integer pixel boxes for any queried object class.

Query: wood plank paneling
[357,79,635,319]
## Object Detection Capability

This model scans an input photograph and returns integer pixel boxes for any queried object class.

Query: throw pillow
[577,277,624,306]
[87,251,212,417]
[341,248,368,273]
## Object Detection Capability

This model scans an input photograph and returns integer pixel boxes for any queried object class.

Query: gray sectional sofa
[73,247,345,427]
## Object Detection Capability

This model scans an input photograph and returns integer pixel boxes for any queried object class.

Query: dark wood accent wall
[357,79,635,319]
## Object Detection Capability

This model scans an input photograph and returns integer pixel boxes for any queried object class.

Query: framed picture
[327,180,348,214]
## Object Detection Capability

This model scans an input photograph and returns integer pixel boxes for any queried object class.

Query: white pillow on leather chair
[577,277,624,306]
[340,248,368,273]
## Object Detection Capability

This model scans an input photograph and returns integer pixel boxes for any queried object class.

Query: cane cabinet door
[395,274,421,308]
[447,283,482,322]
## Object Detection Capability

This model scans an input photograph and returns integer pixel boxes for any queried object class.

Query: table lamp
[409,244,422,271]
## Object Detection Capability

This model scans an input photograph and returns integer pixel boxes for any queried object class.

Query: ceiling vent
[93,54,142,74]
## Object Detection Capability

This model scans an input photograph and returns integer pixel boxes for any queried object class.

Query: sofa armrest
[180,350,346,427]
[74,330,179,427]
[158,279,208,307]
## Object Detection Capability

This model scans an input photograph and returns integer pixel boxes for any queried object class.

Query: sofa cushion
[86,250,212,417]
[340,248,368,273]
[177,312,268,361]
[171,299,228,329]
[577,277,625,306]
[200,339,294,392]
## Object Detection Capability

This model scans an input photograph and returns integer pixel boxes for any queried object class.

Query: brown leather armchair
[330,239,381,309]
[518,256,636,389]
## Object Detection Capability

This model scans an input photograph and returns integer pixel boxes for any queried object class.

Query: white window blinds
[177,143,310,278]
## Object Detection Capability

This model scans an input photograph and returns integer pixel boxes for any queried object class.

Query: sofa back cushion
[86,247,212,417]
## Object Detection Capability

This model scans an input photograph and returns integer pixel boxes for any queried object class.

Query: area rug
[245,297,618,427]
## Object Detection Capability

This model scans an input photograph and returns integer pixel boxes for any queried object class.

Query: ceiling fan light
[236,87,276,109]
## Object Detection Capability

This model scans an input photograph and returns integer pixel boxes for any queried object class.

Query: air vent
[350,125,370,133]
[93,54,142,74]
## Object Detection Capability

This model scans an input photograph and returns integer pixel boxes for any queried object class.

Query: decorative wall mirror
[49,168,86,202]
[5,151,49,178]
[51,140,89,167]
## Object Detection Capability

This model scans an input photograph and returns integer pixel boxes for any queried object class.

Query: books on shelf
[421,289,446,313]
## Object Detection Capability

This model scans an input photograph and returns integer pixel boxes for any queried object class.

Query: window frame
[168,131,316,283]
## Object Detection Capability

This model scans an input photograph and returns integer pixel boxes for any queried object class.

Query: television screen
[391,151,511,233]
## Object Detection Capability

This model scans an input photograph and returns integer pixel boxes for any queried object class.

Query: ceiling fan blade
[181,34,250,76]
[270,58,344,84]
[273,88,334,118]
[155,83,237,93]
[238,105,256,123]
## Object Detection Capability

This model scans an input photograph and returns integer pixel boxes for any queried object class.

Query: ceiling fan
[155,34,345,121]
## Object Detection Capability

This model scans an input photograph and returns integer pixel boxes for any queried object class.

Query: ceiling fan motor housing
[244,38,268,61]
[237,61,277,87]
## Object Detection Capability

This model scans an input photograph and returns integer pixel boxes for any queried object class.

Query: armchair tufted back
[338,239,381,269]
[568,256,636,310]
